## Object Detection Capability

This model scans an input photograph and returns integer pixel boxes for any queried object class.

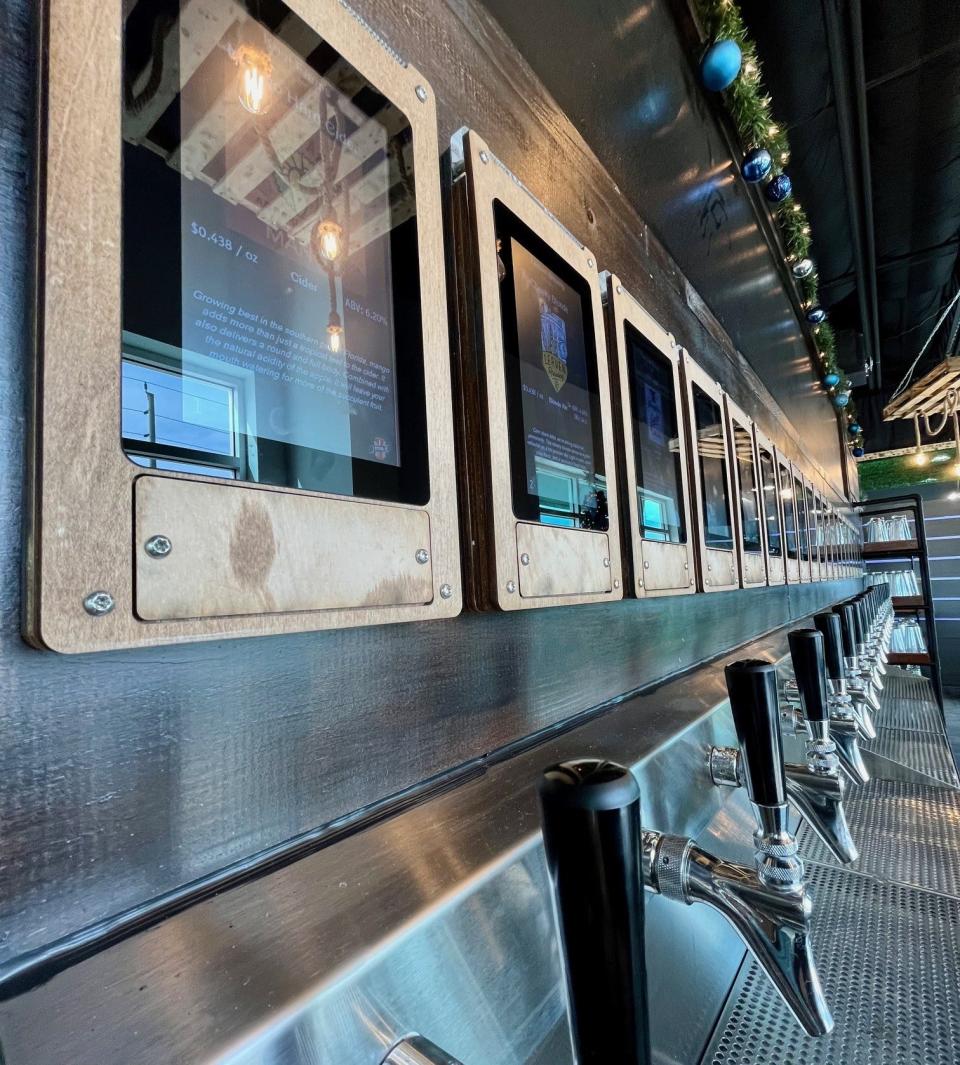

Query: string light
[234,44,272,116]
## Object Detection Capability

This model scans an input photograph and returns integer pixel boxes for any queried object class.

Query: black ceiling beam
[822,0,881,390]
[850,0,881,392]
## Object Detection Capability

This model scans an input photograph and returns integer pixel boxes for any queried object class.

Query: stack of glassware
[869,569,920,596]
[890,616,926,654]
[863,514,915,542]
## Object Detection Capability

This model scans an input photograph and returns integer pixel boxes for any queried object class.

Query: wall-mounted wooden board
[28,0,462,651]
[450,129,623,610]
[680,353,739,593]
[724,395,767,589]
[604,274,696,598]
[754,426,786,586]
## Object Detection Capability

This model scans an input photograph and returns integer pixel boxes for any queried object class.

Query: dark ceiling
[740,0,960,452]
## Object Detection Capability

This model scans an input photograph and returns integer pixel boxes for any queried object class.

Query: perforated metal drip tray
[701,863,960,1065]
[874,671,946,734]
[796,778,960,895]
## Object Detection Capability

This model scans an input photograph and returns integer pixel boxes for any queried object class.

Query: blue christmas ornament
[700,40,742,92]
[848,421,861,435]
[741,147,772,183]
[833,392,850,409]
[792,257,815,279]
[822,372,840,388]
[764,173,793,203]
[806,305,827,324]
[852,446,864,458]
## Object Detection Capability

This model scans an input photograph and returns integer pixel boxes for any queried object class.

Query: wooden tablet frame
[773,447,802,584]
[753,427,786,585]
[724,397,768,588]
[450,130,623,610]
[680,354,739,593]
[790,463,814,583]
[604,276,696,598]
[27,0,461,652]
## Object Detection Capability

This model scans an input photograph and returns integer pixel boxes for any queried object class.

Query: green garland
[693,0,862,445]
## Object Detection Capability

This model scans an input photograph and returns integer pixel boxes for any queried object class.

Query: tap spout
[829,717,871,784]
[642,831,833,1037]
[784,764,859,864]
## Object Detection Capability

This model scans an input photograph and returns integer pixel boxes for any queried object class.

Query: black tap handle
[813,612,845,681]
[855,596,871,639]
[788,629,829,722]
[833,602,857,656]
[724,660,786,807]
[849,598,866,645]
[538,760,651,1065]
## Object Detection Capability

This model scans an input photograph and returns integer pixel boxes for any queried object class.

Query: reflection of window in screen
[780,464,798,559]
[122,354,240,479]
[759,450,782,557]
[795,478,809,561]
[733,424,761,553]
[693,385,733,550]
[624,324,686,544]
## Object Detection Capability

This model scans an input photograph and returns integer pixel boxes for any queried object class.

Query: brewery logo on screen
[539,298,569,392]
[370,436,391,462]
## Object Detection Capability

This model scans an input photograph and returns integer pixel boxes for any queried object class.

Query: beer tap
[853,595,885,685]
[812,611,871,784]
[538,760,651,1064]
[711,632,858,863]
[540,745,833,1041]
[833,602,880,731]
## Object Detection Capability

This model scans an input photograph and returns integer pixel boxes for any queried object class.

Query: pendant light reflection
[235,44,272,116]
[327,309,343,353]
[312,218,345,264]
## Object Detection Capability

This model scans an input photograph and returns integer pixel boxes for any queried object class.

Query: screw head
[144,534,173,559]
[479,150,489,164]
[684,562,689,569]
[415,84,428,102]
[83,591,115,616]
[415,548,429,564]
[616,284,623,294]
[586,257,595,268]
[506,580,517,594]
[439,583,453,599]
[707,564,713,571]
[520,552,530,566]
[602,557,610,568]
[614,578,621,589]
[643,560,650,569]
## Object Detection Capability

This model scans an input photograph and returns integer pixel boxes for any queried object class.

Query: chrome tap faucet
[833,602,880,732]
[711,633,858,864]
[540,729,833,1039]
[646,662,832,1036]
[812,611,871,785]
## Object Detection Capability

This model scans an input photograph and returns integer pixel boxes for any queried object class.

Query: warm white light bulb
[312,219,344,264]
[327,325,343,353]
[914,449,929,467]
[235,45,272,116]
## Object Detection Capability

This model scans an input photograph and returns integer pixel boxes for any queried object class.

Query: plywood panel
[515,522,612,598]
[135,477,432,619]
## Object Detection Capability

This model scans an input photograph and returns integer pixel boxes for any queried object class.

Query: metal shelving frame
[856,494,943,709]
